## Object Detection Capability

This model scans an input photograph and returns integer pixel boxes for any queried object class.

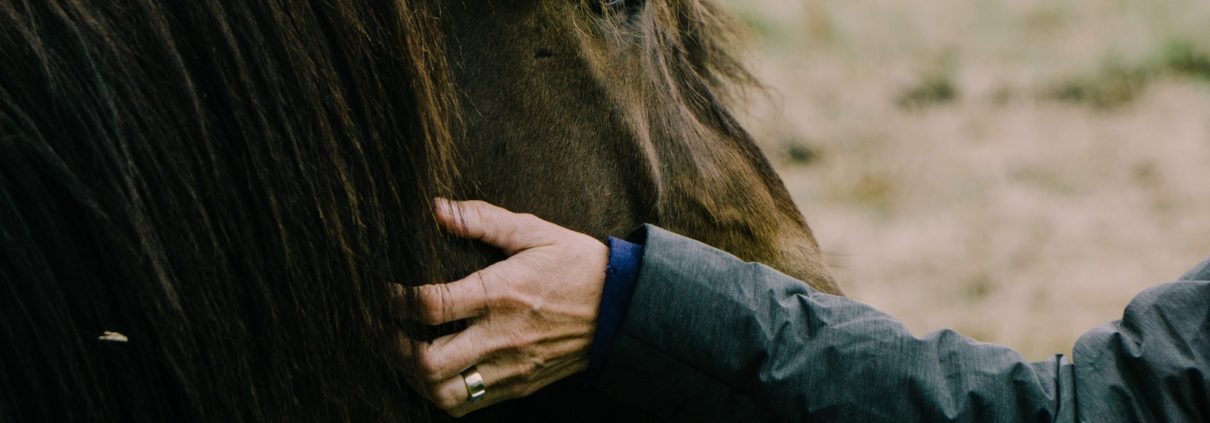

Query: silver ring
[462,366,486,403]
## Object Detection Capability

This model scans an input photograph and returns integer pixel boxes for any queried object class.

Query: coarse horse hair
[1,0,456,420]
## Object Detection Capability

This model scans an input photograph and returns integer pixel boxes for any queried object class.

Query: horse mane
[0,1,456,420]
[638,0,776,179]
[654,0,761,103]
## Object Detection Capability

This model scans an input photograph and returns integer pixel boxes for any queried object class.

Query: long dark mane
[1,1,457,420]
[586,0,759,148]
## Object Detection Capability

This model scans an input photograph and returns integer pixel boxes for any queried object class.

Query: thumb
[435,199,554,254]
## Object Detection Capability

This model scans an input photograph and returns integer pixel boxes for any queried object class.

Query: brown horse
[0,0,835,421]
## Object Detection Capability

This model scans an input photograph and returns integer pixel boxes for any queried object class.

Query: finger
[394,279,490,325]
[423,362,508,412]
[435,199,554,255]
[413,322,497,384]
[425,333,596,416]
[444,355,588,417]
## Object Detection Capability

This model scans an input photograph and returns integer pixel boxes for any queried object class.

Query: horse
[0,0,837,421]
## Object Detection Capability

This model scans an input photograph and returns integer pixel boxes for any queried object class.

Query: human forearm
[595,225,1068,421]
[596,227,1210,422]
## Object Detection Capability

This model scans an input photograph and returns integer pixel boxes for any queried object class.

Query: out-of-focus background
[722,0,1210,359]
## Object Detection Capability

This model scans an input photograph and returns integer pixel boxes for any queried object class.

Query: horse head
[439,0,840,295]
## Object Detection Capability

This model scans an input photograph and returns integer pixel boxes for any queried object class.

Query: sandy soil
[728,0,1210,359]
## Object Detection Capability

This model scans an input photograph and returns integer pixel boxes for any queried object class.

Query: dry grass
[725,0,1210,359]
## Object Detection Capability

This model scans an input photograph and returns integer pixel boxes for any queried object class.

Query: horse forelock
[573,0,839,292]
[569,0,758,116]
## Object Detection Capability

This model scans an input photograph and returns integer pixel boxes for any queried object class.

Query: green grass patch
[1049,65,1151,110]
[897,69,959,110]
[1161,39,1210,80]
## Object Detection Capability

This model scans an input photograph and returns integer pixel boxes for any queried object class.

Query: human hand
[398,200,608,417]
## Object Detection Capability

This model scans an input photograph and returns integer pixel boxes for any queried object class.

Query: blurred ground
[724,0,1210,359]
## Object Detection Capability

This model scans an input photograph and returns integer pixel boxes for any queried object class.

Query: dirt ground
[726,0,1210,359]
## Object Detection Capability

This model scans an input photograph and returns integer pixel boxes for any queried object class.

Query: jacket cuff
[585,236,644,380]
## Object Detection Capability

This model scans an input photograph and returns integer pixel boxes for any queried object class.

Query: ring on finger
[462,366,486,403]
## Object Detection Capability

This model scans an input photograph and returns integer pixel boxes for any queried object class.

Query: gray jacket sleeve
[593,225,1210,422]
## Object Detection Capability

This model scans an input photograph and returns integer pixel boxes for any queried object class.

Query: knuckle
[416,354,444,382]
[414,285,453,321]
[419,295,444,324]
[522,296,544,314]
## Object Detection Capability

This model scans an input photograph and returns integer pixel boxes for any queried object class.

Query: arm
[401,200,1210,421]
[595,226,1210,422]
[596,225,1069,421]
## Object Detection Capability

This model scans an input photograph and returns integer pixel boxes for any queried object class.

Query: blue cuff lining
[585,236,644,381]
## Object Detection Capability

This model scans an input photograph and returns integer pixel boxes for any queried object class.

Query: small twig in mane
[98,331,129,343]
